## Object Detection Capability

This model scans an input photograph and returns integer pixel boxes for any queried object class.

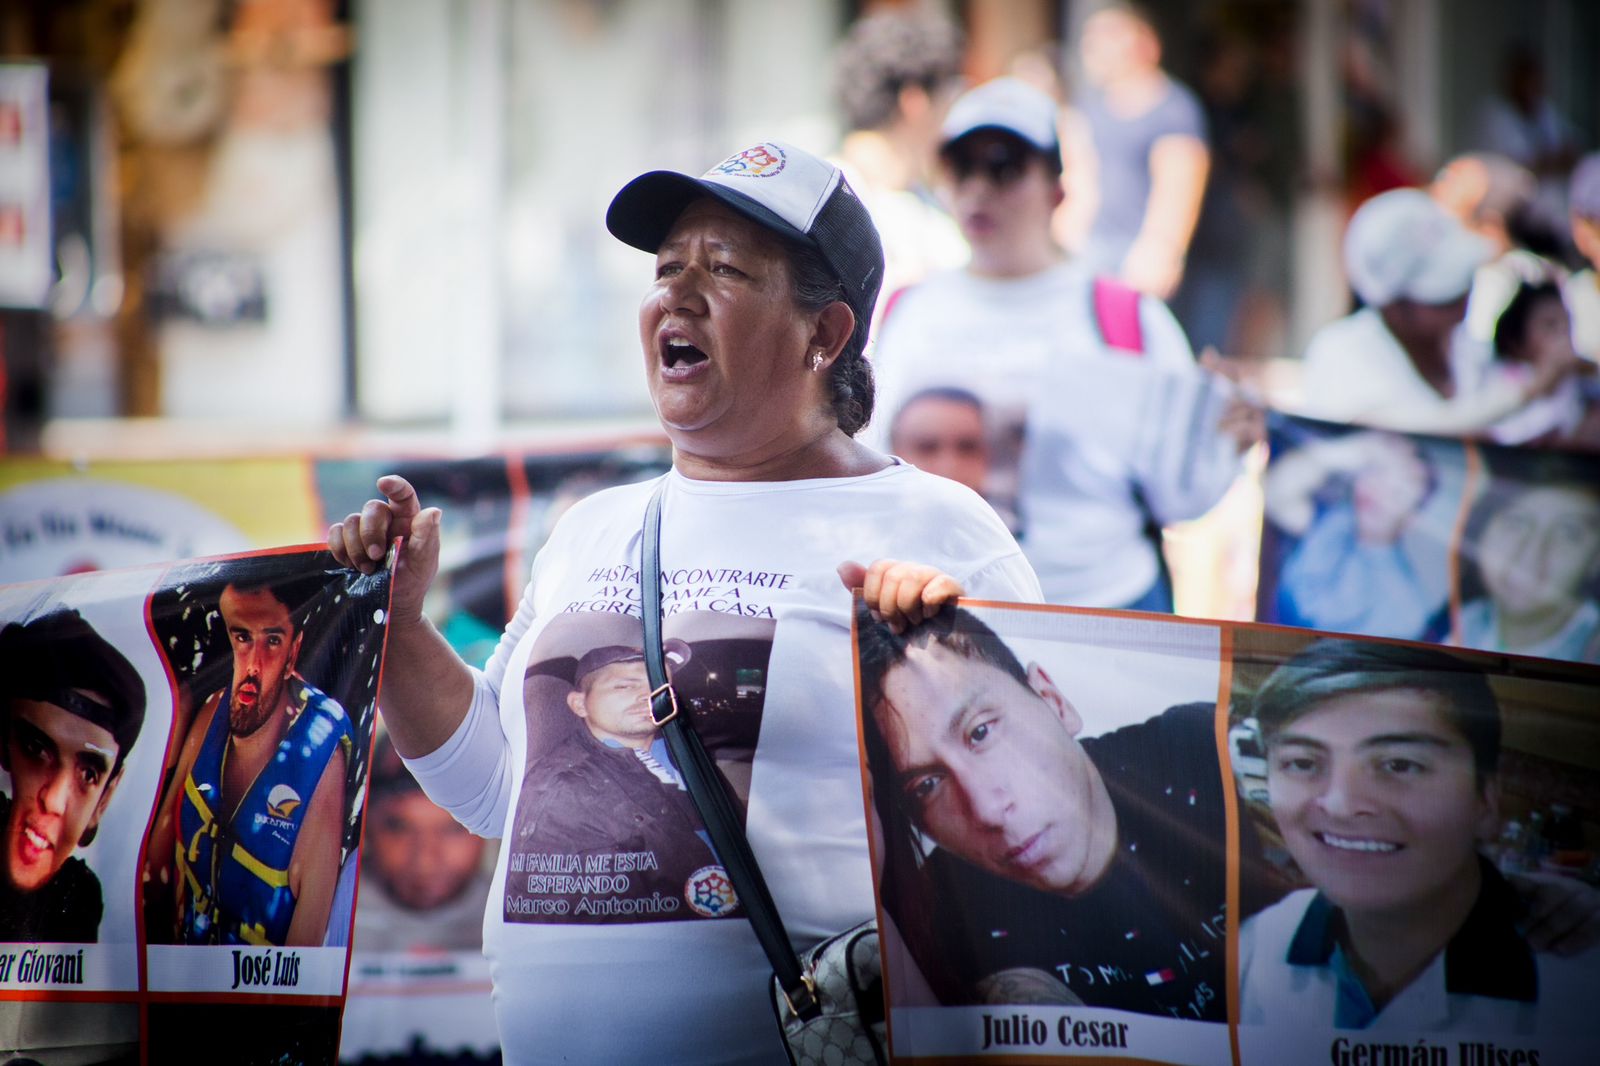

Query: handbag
[639,479,888,1066]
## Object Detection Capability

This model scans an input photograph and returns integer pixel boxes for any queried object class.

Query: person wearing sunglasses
[869,76,1256,614]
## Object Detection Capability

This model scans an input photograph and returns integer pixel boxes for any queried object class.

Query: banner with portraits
[0,544,390,1063]
[1257,412,1600,664]
[856,599,1600,1065]
[0,441,670,1062]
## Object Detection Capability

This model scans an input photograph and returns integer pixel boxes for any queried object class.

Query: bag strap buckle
[781,972,820,1019]
[647,682,679,726]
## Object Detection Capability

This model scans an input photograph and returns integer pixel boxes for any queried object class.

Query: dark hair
[1250,638,1502,785]
[784,238,876,436]
[221,559,330,636]
[857,602,1018,1003]
[833,10,964,132]
[889,386,985,442]
[1492,280,1566,360]
[1,608,146,776]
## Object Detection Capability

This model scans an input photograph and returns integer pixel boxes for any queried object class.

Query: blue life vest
[176,677,352,945]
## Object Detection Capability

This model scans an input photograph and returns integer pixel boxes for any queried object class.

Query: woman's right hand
[327,475,442,627]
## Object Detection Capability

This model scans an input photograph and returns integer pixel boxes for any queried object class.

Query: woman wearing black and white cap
[329,140,1041,1062]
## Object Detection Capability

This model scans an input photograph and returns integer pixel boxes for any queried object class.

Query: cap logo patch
[708,143,786,179]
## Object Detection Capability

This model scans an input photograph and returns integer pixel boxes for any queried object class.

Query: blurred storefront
[0,0,1596,454]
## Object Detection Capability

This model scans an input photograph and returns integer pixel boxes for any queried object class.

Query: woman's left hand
[838,560,964,634]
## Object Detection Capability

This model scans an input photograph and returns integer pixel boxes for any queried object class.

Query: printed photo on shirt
[139,549,389,950]
[505,610,773,926]
[888,387,1024,535]
[856,601,1233,1062]
[0,569,167,972]
[1257,413,1470,643]
[1229,628,1600,1061]
[1445,443,1600,664]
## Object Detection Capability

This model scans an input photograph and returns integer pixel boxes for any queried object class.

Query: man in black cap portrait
[0,608,146,943]
[511,639,728,922]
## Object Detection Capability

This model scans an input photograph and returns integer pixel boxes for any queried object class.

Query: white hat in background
[1343,188,1495,307]
[939,76,1060,153]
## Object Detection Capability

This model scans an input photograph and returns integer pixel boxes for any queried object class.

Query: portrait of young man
[144,568,352,947]
[857,604,1231,1023]
[1236,637,1600,1047]
[0,608,145,944]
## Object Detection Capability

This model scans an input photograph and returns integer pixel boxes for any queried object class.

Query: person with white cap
[329,139,1041,1061]
[870,75,1256,612]
[1299,187,1578,437]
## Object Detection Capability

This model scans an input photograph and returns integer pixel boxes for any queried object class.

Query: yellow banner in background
[0,458,322,583]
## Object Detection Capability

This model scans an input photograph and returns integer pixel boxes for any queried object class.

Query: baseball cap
[571,639,691,689]
[606,141,884,331]
[1343,188,1495,306]
[1570,152,1600,220]
[940,76,1060,154]
[1,608,145,770]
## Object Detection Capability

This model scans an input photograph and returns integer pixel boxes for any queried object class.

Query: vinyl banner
[0,545,390,1063]
[1257,413,1600,664]
[0,443,672,1063]
[855,600,1600,1065]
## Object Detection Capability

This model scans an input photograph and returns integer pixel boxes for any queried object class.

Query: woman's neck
[1337,858,1483,1014]
[672,424,888,483]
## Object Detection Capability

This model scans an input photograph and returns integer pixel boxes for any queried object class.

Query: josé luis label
[230,948,301,990]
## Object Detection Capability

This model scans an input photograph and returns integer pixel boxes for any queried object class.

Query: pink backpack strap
[1092,276,1145,355]
[878,284,913,329]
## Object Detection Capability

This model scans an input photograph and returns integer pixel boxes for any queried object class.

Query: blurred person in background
[354,731,490,953]
[1066,0,1209,301]
[1428,151,1552,344]
[1299,188,1579,439]
[1566,153,1600,362]
[1488,278,1598,448]
[871,76,1256,611]
[330,139,1041,1062]
[831,5,968,319]
[1473,43,1582,251]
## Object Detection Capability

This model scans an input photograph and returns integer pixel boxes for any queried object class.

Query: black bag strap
[640,478,820,1020]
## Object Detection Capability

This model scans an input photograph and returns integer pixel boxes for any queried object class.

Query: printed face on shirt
[874,643,1115,896]
[367,789,486,911]
[220,585,302,738]
[1477,484,1600,621]
[567,659,658,749]
[890,393,990,494]
[639,198,824,453]
[3,697,122,893]
[1265,687,1496,919]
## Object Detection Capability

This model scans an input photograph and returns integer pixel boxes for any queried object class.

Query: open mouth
[21,823,52,858]
[1316,831,1400,854]
[661,336,710,370]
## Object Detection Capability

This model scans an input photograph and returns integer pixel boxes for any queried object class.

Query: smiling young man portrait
[1238,638,1600,1037]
